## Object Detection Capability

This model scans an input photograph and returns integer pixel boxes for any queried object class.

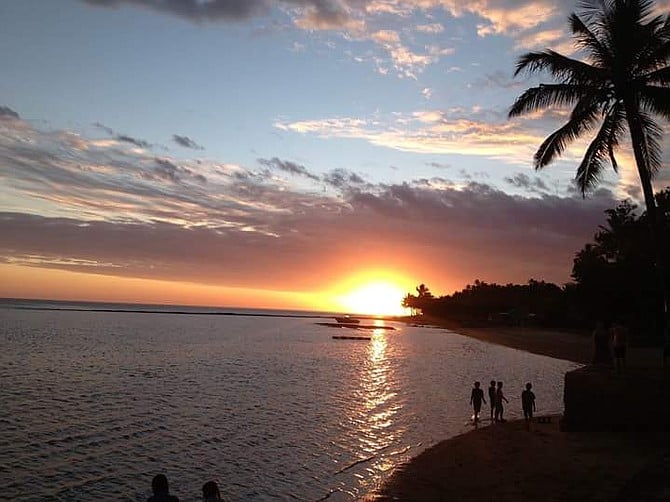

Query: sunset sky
[2,0,670,313]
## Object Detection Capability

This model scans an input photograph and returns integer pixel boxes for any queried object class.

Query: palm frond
[508,84,595,117]
[533,96,600,168]
[639,85,670,120]
[569,13,612,68]
[576,107,624,195]
[636,111,663,177]
[513,50,605,83]
[643,65,670,86]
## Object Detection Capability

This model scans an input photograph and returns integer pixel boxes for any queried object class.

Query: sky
[1,0,670,314]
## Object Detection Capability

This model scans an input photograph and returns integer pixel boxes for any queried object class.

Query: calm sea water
[0,302,579,501]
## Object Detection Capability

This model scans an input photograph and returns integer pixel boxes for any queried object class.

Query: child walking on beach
[470,381,486,423]
[494,381,509,423]
[521,383,536,422]
[488,380,497,420]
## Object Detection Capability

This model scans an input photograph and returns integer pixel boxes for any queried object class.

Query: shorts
[614,346,626,358]
[523,407,533,419]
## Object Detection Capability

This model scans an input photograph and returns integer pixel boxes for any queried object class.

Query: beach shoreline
[364,317,669,501]
[363,416,668,501]
[403,315,592,364]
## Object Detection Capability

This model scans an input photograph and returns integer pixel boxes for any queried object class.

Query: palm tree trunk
[625,102,669,343]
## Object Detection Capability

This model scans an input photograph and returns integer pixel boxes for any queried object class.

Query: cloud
[274,109,545,160]
[505,172,550,193]
[82,0,271,22]
[172,134,204,150]
[258,157,320,181]
[322,168,366,189]
[147,158,207,184]
[2,105,664,296]
[0,180,618,292]
[0,106,20,120]
[415,23,444,34]
[116,134,151,149]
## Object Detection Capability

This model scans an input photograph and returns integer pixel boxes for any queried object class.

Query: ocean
[0,300,579,501]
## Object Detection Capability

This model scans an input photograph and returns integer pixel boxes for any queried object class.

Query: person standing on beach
[592,321,611,365]
[147,474,179,502]
[521,383,536,422]
[470,381,486,423]
[488,380,497,420]
[611,322,628,370]
[494,381,509,423]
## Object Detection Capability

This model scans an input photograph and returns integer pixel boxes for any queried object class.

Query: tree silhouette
[509,0,670,338]
[416,284,433,298]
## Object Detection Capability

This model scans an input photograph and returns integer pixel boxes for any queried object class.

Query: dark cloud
[505,172,550,193]
[93,122,115,135]
[82,0,270,20]
[148,158,207,184]
[81,0,355,27]
[172,134,204,150]
[322,168,366,189]
[0,109,655,295]
[0,180,617,293]
[0,106,20,120]
[427,161,451,169]
[117,134,151,149]
[258,157,320,181]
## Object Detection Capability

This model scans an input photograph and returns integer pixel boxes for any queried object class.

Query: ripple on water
[0,310,578,500]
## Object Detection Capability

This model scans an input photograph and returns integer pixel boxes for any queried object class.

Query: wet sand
[365,318,669,501]
[413,317,592,364]
[365,417,669,501]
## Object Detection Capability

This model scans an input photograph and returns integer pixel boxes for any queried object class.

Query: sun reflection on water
[349,324,405,494]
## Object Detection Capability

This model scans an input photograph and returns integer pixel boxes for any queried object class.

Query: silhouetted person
[148,474,179,502]
[611,322,628,370]
[521,383,536,422]
[470,381,486,423]
[592,321,611,365]
[488,380,497,420]
[202,480,224,502]
[494,381,509,423]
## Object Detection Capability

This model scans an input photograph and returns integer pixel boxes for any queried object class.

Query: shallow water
[0,307,578,501]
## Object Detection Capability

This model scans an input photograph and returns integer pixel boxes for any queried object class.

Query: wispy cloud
[172,134,204,150]
[0,105,20,120]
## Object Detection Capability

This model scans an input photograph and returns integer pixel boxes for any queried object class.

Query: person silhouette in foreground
[147,474,179,502]
[470,381,486,423]
[494,381,509,423]
[488,380,497,421]
[521,383,536,422]
[202,480,224,502]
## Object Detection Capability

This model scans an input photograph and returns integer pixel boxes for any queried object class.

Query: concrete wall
[562,364,670,432]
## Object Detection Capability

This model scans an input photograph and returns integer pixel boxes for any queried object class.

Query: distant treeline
[403,188,670,339]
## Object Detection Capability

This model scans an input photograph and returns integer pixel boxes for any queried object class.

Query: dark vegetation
[402,188,670,342]
[504,0,670,340]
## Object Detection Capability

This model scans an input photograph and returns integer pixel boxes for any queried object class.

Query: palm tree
[509,0,670,338]
[416,283,433,298]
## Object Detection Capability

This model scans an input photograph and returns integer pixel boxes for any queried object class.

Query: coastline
[365,318,669,501]
[408,316,592,364]
[364,416,668,501]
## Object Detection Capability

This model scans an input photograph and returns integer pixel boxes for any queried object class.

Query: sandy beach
[415,317,593,364]
[366,417,669,501]
[364,318,670,501]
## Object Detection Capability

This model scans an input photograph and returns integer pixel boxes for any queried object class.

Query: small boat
[334,316,360,324]
[332,335,371,340]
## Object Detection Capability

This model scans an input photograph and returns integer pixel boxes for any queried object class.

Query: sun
[336,280,408,316]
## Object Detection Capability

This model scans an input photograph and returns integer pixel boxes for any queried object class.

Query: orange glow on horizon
[0,264,417,315]
[328,270,414,316]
